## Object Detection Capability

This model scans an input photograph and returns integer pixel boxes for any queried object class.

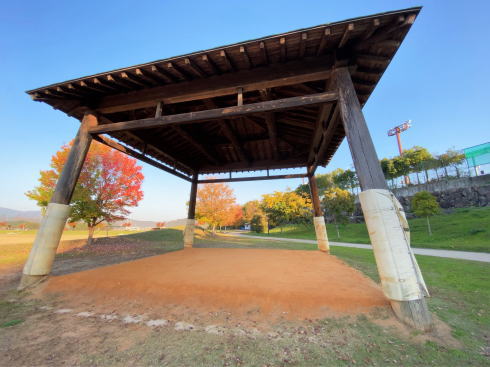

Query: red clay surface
[39,248,389,319]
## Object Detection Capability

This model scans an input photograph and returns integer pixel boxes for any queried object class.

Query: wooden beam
[96,56,335,113]
[309,104,340,175]
[220,50,235,71]
[317,27,331,56]
[171,125,220,165]
[338,23,354,48]
[187,175,198,219]
[150,65,176,83]
[259,41,269,65]
[97,114,193,174]
[333,67,386,190]
[239,46,252,69]
[201,54,220,74]
[105,75,132,90]
[279,37,287,62]
[219,120,250,164]
[184,58,206,78]
[135,69,160,85]
[362,18,381,40]
[265,113,279,160]
[299,33,308,58]
[120,72,147,87]
[51,112,97,204]
[94,134,192,182]
[91,92,337,134]
[198,173,305,184]
[166,62,189,81]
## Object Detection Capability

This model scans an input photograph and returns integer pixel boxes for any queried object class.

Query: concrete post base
[183,219,196,247]
[359,189,432,330]
[313,216,329,252]
[21,203,71,286]
[18,274,48,291]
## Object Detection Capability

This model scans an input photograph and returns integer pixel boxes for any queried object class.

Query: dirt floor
[35,248,389,322]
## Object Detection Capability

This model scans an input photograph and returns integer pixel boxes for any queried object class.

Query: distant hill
[0,207,184,229]
[0,207,42,222]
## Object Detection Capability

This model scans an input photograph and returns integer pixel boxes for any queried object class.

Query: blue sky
[1,0,488,221]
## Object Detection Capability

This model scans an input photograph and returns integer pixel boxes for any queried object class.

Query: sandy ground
[37,248,389,321]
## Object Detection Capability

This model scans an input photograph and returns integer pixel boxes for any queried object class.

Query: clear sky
[1,0,488,221]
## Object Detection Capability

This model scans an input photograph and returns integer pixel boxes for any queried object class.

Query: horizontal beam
[198,173,306,184]
[90,92,338,134]
[96,55,335,113]
[93,134,193,182]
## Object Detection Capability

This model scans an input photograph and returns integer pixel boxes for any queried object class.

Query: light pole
[388,120,411,185]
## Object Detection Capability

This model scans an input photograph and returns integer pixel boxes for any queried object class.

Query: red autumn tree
[122,222,132,228]
[156,222,166,228]
[195,181,236,232]
[26,141,144,245]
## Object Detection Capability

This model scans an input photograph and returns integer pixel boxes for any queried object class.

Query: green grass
[1,229,489,366]
[246,206,490,252]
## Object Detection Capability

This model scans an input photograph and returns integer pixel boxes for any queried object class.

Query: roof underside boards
[27,7,421,178]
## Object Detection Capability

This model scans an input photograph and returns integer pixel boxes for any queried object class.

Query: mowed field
[0,229,144,269]
[0,229,489,366]
[247,206,490,253]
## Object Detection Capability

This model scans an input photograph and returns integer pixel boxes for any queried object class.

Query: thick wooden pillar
[308,173,329,252]
[334,67,431,330]
[19,111,97,289]
[183,175,198,247]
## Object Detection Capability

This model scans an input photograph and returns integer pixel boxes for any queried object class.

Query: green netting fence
[463,142,490,167]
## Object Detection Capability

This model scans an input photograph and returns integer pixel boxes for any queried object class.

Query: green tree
[333,169,359,194]
[445,149,466,178]
[380,158,397,188]
[261,190,310,233]
[403,146,433,184]
[250,214,267,233]
[411,191,440,236]
[322,188,355,239]
[242,200,262,223]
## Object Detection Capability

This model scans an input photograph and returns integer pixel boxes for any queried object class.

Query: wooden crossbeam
[93,134,192,182]
[265,113,279,160]
[198,173,306,184]
[167,62,190,80]
[220,50,235,71]
[96,56,335,113]
[279,37,287,62]
[90,91,337,134]
[150,65,177,83]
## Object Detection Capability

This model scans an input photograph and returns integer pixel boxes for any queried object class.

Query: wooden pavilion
[22,7,432,330]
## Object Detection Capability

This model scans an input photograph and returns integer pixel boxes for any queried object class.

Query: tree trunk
[87,225,95,246]
[416,172,421,185]
[424,169,429,183]
[335,223,340,239]
[426,216,432,236]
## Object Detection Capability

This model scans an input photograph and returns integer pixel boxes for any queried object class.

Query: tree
[122,222,132,229]
[444,149,465,178]
[156,222,166,228]
[67,221,77,230]
[222,204,244,229]
[322,188,355,239]
[403,146,433,184]
[26,141,144,245]
[196,181,236,232]
[381,158,398,188]
[242,200,262,223]
[295,172,336,200]
[411,191,440,236]
[333,168,358,194]
[250,214,267,233]
[260,190,310,232]
[0,221,8,229]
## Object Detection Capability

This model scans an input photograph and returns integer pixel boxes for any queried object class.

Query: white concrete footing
[183,219,196,247]
[19,203,71,289]
[313,216,329,252]
[359,189,429,302]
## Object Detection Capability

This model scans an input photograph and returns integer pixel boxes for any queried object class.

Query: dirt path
[36,248,388,321]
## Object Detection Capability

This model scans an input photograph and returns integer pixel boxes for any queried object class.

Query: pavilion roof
[27,7,421,179]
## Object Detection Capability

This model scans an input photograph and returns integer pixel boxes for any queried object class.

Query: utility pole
[388,120,412,185]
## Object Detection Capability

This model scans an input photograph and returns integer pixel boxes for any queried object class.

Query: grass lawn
[246,206,490,253]
[1,229,489,366]
[0,229,146,269]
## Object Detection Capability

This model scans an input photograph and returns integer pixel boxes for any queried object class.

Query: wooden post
[183,174,198,247]
[308,172,329,252]
[19,111,98,289]
[334,67,432,330]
